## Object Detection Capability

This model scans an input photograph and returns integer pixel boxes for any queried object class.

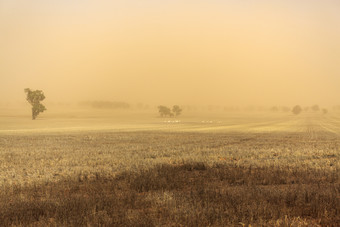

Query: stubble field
[0,108,339,226]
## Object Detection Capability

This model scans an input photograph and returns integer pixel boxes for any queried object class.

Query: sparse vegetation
[3,0,340,224]
[79,101,130,109]
[292,105,302,115]
[1,126,340,226]
[0,163,338,226]
[24,88,47,120]
[172,105,182,116]
[158,105,182,117]
[158,105,172,117]
[0,113,339,226]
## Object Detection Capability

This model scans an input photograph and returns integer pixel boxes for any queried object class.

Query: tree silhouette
[24,88,47,120]
[292,105,302,115]
[172,105,182,116]
[158,105,172,117]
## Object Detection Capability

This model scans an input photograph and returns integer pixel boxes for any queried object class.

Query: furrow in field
[318,115,340,135]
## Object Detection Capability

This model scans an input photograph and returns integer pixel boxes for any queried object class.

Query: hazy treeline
[2,100,340,114]
[79,101,130,109]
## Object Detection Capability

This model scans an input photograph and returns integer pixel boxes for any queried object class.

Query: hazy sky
[1,0,339,106]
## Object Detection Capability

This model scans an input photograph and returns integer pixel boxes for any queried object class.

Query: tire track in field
[295,114,320,143]
[318,115,340,136]
[182,116,295,133]
[296,114,340,145]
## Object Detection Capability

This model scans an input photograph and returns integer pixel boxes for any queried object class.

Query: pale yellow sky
[1,0,339,107]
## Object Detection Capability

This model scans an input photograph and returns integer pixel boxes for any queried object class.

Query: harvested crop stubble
[0,163,339,226]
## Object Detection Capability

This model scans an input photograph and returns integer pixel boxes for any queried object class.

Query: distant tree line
[291,104,328,115]
[270,106,291,112]
[158,105,182,117]
[80,101,130,109]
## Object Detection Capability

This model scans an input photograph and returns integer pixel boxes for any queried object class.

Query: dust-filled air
[0,0,339,226]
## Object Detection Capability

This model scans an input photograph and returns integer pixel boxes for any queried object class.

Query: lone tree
[24,88,47,120]
[158,105,172,117]
[292,105,302,115]
[172,105,182,116]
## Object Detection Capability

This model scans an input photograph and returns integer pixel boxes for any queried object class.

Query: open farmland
[0,109,339,226]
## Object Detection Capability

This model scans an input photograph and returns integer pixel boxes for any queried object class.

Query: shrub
[292,105,302,115]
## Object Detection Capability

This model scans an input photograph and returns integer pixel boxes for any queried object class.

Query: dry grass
[1,130,339,187]
[0,163,339,226]
[0,112,339,226]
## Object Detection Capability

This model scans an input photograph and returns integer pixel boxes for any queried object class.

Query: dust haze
[2,2,340,225]
[1,0,340,109]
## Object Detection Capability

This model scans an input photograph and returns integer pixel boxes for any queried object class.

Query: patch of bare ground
[0,163,339,226]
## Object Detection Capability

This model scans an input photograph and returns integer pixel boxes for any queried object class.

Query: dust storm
[1,0,340,109]
[0,1,339,226]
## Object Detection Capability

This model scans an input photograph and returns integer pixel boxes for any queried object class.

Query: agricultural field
[0,108,339,226]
